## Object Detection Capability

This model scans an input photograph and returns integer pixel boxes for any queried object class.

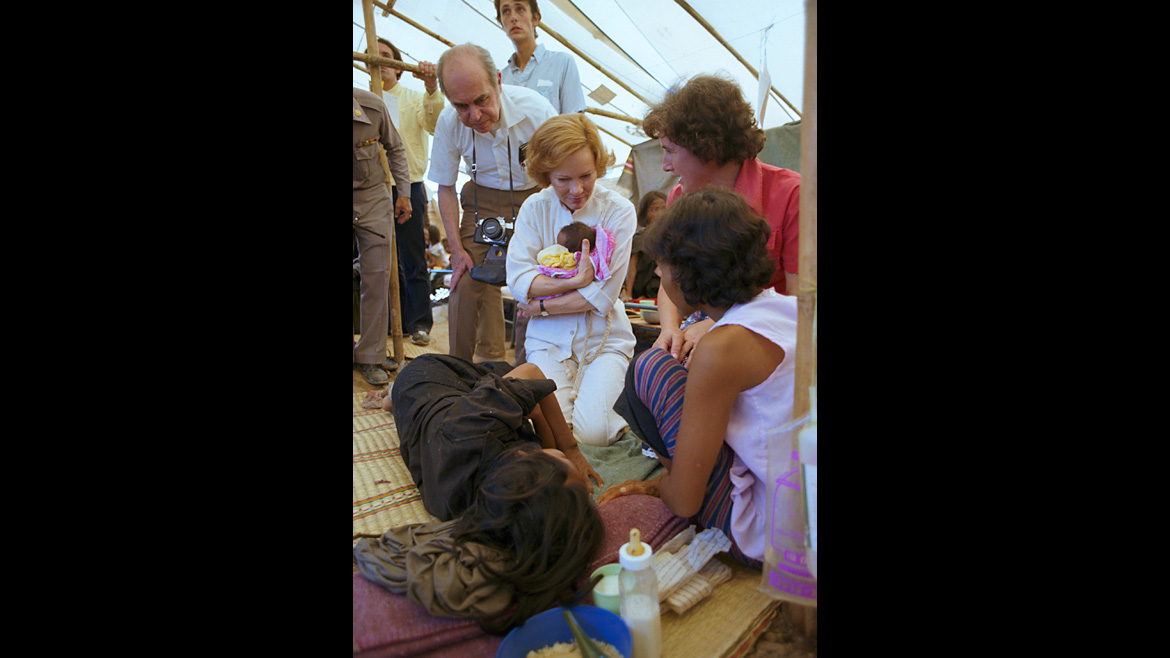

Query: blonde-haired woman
[506,114,637,447]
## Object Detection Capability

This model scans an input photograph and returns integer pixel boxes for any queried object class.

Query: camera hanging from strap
[469,128,516,286]
[471,133,516,227]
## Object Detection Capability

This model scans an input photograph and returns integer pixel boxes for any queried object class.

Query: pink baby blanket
[536,226,615,283]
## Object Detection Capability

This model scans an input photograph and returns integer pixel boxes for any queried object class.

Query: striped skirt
[616,346,763,569]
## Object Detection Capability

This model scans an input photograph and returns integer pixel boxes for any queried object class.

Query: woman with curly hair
[641,73,801,364]
[596,188,797,569]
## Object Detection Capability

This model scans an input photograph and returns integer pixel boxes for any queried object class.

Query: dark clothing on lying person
[390,353,557,521]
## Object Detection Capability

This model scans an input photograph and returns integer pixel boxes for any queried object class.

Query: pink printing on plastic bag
[761,415,817,605]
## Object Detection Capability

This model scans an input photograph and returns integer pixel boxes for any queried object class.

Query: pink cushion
[353,494,687,657]
[589,494,691,572]
[352,574,502,657]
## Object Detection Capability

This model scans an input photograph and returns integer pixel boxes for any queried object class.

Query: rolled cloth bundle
[353,520,516,619]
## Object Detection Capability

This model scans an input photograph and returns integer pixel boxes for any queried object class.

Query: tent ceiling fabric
[353,0,806,181]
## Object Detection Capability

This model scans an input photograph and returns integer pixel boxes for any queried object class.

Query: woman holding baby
[506,113,637,448]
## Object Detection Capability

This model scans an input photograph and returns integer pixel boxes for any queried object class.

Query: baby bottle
[619,528,662,658]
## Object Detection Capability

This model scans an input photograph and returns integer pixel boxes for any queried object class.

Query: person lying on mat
[374,353,602,513]
[594,188,798,569]
[354,354,606,632]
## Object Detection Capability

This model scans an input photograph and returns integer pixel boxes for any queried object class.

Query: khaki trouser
[449,181,538,361]
[353,207,392,365]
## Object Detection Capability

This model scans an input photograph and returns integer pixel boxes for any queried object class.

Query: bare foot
[361,387,389,410]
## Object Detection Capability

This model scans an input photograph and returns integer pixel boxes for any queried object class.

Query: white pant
[525,347,630,447]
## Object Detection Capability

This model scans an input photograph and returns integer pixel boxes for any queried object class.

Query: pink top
[666,158,800,294]
[711,288,798,561]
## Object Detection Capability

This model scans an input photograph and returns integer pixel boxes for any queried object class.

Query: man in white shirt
[495,0,586,366]
[495,0,586,114]
[429,44,557,361]
[376,38,444,347]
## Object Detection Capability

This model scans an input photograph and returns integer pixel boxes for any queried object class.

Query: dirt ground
[353,307,816,657]
[750,606,817,658]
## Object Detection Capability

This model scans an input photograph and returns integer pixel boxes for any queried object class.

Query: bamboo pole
[595,122,633,147]
[673,0,801,118]
[361,0,405,367]
[353,52,422,76]
[362,2,383,94]
[787,0,816,637]
[793,0,816,413]
[537,21,656,107]
[585,106,642,126]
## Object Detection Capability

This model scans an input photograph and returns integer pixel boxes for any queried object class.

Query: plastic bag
[760,407,817,606]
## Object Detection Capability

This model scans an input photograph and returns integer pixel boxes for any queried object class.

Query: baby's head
[425,223,441,246]
[557,221,596,252]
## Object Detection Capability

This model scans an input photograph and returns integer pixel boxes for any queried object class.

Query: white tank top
[710,288,798,561]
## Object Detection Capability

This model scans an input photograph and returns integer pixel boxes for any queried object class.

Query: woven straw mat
[353,392,437,545]
[352,388,781,658]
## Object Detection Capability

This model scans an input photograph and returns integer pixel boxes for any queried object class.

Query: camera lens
[482,218,502,240]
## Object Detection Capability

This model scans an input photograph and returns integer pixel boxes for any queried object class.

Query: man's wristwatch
[540,299,548,317]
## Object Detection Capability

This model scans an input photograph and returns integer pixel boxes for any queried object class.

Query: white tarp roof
[353,0,807,188]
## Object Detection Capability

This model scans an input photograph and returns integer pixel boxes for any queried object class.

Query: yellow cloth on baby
[537,244,578,270]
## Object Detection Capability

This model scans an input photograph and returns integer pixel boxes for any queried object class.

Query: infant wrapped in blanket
[534,221,616,299]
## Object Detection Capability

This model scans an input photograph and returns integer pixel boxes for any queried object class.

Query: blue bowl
[496,605,631,658]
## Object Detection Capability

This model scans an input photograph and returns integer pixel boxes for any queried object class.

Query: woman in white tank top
[597,187,797,567]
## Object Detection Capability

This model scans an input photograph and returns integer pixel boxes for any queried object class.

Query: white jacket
[506,184,637,362]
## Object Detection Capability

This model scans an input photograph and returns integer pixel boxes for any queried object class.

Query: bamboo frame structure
[537,21,655,107]
[673,0,801,119]
[352,50,644,129]
[360,0,647,128]
[361,0,405,368]
[381,0,657,109]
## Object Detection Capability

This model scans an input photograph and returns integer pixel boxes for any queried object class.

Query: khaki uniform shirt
[353,87,410,221]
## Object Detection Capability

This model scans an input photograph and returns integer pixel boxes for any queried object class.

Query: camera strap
[471,129,516,227]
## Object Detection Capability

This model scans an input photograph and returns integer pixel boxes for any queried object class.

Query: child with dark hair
[425,223,448,268]
[354,354,606,633]
[597,187,798,570]
[623,190,667,300]
[534,220,617,291]
[555,220,595,254]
